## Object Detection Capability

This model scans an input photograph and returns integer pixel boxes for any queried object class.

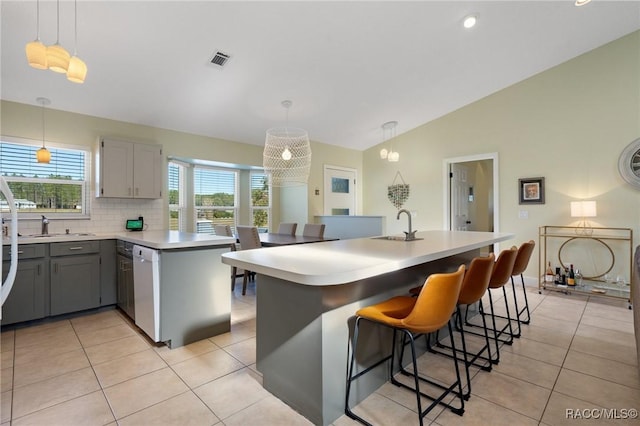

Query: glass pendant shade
[47,44,70,73]
[26,40,48,69]
[380,148,388,159]
[67,56,87,83]
[263,127,312,186]
[36,147,51,164]
[388,151,400,162]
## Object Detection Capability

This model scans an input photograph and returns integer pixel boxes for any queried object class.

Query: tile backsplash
[15,192,164,235]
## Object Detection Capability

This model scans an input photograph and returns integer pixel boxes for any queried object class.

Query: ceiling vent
[210,51,231,68]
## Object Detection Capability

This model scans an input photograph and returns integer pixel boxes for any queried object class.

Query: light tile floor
[0,281,638,425]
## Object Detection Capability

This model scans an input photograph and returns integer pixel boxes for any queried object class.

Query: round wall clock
[618,137,640,189]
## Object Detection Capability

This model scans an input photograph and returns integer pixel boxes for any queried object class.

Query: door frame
[323,164,358,215]
[443,152,500,233]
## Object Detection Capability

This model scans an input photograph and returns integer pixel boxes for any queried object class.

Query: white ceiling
[2,1,640,151]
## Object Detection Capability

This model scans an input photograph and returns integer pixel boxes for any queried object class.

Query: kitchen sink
[371,236,424,241]
[20,232,96,238]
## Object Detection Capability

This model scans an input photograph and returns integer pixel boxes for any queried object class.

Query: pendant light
[36,97,51,164]
[67,0,87,83]
[263,100,312,186]
[379,121,399,162]
[46,0,70,73]
[25,0,48,69]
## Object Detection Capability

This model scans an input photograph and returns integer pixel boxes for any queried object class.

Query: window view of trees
[0,141,88,216]
[2,175,82,212]
[251,173,270,230]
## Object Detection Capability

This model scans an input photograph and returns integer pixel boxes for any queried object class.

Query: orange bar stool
[490,240,535,338]
[429,254,496,399]
[464,246,518,363]
[345,265,466,426]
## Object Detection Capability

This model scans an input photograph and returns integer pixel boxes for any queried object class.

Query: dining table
[258,233,337,247]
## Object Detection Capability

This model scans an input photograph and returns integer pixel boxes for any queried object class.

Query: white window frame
[168,161,187,231]
[250,171,271,232]
[193,166,238,234]
[0,136,90,219]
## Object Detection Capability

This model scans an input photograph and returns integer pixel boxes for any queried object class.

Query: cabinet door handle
[17,250,24,254]
[68,247,84,251]
[37,264,41,275]
[54,263,58,273]
[135,187,139,196]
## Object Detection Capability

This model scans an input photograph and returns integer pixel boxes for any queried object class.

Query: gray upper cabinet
[96,137,162,199]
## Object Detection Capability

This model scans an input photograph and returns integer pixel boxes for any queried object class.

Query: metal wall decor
[387,171,410,209]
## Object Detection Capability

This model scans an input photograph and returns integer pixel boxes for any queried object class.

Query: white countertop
[221,230,514,286]
[3,230,234,250]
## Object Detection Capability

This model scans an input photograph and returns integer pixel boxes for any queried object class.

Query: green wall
[363,31,640,277]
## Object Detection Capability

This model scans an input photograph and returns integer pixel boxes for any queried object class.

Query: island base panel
[256,250,477,425]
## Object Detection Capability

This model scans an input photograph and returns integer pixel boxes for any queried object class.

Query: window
[250,172,270,232]
[0,139,89,218]
[168,161,186,231]
[194,167,237,234]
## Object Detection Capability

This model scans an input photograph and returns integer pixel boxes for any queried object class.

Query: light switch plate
[518,210,529,219]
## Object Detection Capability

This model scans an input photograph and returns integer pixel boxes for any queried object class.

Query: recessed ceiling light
[575,0,592,6]
[463,15,477,29]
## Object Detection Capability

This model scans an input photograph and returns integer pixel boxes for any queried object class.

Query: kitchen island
[3,231,235,348]
[221,230,513,425]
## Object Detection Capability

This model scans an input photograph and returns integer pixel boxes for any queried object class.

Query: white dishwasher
[133,245,160,342]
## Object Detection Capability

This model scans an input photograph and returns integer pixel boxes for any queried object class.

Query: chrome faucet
[41,215,49,235]
[396,209,416,241]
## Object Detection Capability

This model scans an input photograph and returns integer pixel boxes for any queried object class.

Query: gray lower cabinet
[50,241,100,316]
[116,253,135,319]
[1,258,47,325]
[100,240,117,306]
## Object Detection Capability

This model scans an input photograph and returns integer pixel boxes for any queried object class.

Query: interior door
[324,166,356,215]
[450,163,470,231]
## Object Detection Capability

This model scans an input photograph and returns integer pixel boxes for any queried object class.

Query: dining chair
[302,223,325,238]
[345,265,466,425]
[235,226,262,295]
[277,222,297,235]
[213,225,242,289]
[214,224,233,237]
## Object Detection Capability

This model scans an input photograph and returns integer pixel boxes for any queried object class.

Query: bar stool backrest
[403,265,465,333]
[458,253,495,305]
[489,246,518,289]
[512,240,535,276]
[236,226,262,250]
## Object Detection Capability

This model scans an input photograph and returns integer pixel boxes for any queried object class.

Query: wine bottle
[555,267,561,284]
[567,264,576,286]
[545,262,554,283]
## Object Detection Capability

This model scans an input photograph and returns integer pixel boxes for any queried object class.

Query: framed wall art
[519,177,545,204]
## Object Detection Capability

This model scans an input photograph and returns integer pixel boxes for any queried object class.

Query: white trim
[443,152,500,247]
[323,164,358,215]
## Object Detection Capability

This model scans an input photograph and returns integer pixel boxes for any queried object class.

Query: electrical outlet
[518,210,529,219]
[411,211,418,218]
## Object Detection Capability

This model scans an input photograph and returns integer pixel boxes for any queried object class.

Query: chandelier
[263,100,312,186]
[25,0,87,83]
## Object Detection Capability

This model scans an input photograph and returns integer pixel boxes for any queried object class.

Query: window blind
[0,141,85,180]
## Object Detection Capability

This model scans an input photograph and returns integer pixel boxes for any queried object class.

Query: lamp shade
[570,201,597,218]
[47,44,70,73]
[36,147,51,164]
[263,127,311,186]
[66,56,87,83]
[25,40,48,69]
